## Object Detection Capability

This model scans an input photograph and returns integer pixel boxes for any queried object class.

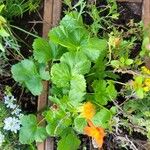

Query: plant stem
[10,25,39,38]
[37,118,45,126]
[113,81,127,86]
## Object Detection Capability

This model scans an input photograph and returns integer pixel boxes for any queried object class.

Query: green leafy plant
[0,4,19,52]
[0,0,41,20]
[10,0,150,149]
[11,2,117,149]
[0,0,41,78]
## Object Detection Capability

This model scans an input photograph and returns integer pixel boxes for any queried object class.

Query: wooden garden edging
[37,0,62,150]
[37,0,150,149]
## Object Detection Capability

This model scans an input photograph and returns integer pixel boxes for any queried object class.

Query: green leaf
[34,127,47,142]
[106,81,117,100]
[0,43,5,52]
[11,59,43,95]
[49,25,88,51]
[46,123,57,136]
[46,118,71,136]
[50,41,67,59]
[19,115,37,144]
[106,71,120,80]
[111,60,120,68]
[93,80,108,105]
[136,88,144,99]
[45,109,71,136]
[110,106,117,115]
[60,11,83,31]
[51,63,71,88]
[135,76,143,85]
[49,13,88,51]
[0,16,6,25]
[39,63,50,80]
[0,4,5,13]
[60,51,91,75]
[19,115,47,144]
[21,114,37,126]
[33,37,52,63]
[120,57,125,64]
[92,108,112,128]
[0,27,10,37]
[81,38,107,62]
[57,132,81,150]
[125,59,133,66]
[92,80,117,105]
[74,117,87,133]
[69,74,86,106]
[19,124,36,144]
[36,130,47,142]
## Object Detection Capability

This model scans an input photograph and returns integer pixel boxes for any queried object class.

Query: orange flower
[84,120,105,148]
[80,102,95,120]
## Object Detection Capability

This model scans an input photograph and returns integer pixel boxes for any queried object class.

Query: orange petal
[94,128,105,148]
[84,120,105,148]
[84,126,94,136]
[94,135,104,148]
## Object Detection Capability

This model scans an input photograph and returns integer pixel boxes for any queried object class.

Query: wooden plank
[44,2,62,150]
[142,0,150,69]
[37,0,62,150]
[52,0,62,27]
[142,0,150,26]
[42,0,53,38]
[117,0,142,2]
[37,0,53,150]
[44,1,62,150]
[45,137,54,150]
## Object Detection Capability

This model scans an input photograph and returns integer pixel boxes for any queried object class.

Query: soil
[116,2,142,24]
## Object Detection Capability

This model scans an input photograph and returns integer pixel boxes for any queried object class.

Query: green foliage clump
[10,0,150,149]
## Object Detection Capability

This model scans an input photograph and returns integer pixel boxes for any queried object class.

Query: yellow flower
[143,86,149,92]
[84,120,105,148]
[80,102,95,120]
[141,66,150,75]
[144,78,150,87]
[143,78,150,92]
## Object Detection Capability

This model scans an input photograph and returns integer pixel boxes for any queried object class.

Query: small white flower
[11,107,21,116]
[4,95,16,109]
[0,132,5,147]
[3,117,21,133]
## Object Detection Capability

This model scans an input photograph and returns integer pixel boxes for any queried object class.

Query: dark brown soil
[117,2,142,24]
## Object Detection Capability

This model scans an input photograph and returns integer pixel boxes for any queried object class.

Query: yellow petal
[81,102,95,120]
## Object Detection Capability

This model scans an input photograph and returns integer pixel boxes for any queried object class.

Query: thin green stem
[10,25,39,38]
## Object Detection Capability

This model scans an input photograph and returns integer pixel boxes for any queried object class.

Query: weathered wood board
[37,0,62,150]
